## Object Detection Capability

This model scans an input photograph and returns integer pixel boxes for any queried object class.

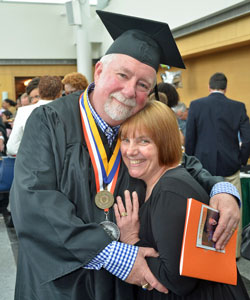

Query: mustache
[110,92,136,107]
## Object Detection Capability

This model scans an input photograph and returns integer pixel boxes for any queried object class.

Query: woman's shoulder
[154,166,209,203]
[158,165,193,187]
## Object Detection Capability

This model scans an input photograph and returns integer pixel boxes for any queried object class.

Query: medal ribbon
[79,89,121,193]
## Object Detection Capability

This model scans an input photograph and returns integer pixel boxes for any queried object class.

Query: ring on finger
[121,212,128,217]
[142,283,149,290]
[231,227,236,234]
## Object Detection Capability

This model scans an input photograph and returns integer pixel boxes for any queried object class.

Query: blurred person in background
[149,83,185,144]
[156,82,180,108]
[7,75,63,156]
[20,92,30,106]
[26,77,40,104]
[172,102,189,137]
[0,116,7,155]
[185,72,250,258]
[2,110,13,138]
[1,98,17,115]
[62,72,89,95]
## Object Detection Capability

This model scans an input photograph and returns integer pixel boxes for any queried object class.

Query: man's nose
[122,79,136,99]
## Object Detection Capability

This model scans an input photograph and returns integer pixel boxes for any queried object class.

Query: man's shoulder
[225,97,245,108]
[190,96,210,107]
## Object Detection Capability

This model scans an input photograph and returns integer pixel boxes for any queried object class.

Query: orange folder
[180,198,237,285]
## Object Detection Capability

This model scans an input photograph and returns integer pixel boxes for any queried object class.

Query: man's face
[21,95,30,106]
[176,110,188,120]
[92,54,156,126]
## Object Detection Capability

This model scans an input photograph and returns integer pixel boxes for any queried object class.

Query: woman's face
[120,128,163,185]
[64,84,77,95]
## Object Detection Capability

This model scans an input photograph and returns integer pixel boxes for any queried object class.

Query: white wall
[0,0,245,60]
[0,2,75,59]
[105,0,244,28]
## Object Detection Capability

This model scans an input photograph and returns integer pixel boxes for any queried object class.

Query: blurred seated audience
[1,110,13,138]
[7,76,63,156]
[62,72,89,95]
[0,116,7,156]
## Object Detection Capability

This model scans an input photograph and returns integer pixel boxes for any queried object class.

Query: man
[172,102,188,137]
[185,72,250,257]
[10,12,240,300]
[20,92,30,106]
[7,75,63,156]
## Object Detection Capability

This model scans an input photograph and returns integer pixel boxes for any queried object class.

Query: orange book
[179,198,237,285]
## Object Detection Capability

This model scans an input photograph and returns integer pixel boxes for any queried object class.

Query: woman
[114,101,249,300]
[62,72,89,95]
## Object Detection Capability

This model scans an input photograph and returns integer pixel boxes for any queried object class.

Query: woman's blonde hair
[119,100,182,166]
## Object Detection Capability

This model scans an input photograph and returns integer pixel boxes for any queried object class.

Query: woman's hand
[114,190,140,245]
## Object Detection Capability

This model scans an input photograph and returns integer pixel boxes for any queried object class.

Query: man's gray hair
[172,102,187,113]
[100,54,116,66]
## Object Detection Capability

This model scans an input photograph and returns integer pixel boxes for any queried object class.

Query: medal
[95,190,114,209]
[79,88,121,241]
[100,220,120,241]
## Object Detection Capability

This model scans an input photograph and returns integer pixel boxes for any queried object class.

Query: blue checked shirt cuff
[210,182,241,207]
[84,241,139,280]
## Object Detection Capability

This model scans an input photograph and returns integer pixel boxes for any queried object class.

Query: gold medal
[95,190,114,209]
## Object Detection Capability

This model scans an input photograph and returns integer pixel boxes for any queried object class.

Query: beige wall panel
[177,44,250,117]
[0,65,77,101]
[177,15,250,58]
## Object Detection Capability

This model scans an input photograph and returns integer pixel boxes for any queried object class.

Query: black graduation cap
[96,10,185,71]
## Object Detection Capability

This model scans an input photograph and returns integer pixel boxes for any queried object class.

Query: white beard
[104,92,136,121]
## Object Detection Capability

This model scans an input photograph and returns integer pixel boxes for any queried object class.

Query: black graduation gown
[10,92,144,300]
[136,166,249,300]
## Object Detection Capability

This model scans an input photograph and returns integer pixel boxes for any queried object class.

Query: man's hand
[209,193,240,250]
[125,247,168,294]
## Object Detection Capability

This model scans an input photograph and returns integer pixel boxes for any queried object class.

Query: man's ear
[94,61,103,83]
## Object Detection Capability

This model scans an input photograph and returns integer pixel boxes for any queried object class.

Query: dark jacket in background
[185,92,250,176]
